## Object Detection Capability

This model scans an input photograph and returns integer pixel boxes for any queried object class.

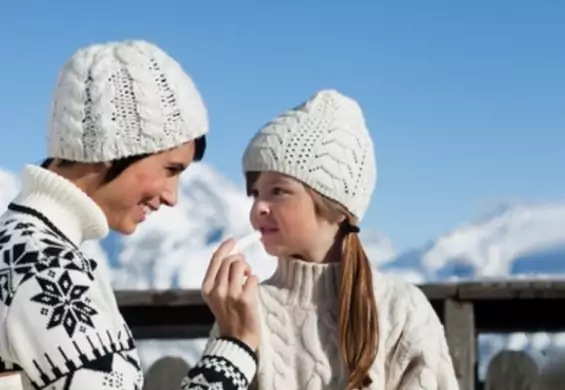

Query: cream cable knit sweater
[209,257,459,390]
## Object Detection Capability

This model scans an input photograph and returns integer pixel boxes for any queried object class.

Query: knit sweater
[0,165,257,390]
[208,257,459,390]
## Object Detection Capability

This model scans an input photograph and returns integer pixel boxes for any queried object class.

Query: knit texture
[0,165,258,390]
[242,89,376,221]
[48,40,208,163]
[209,257,459,390]
[0,165,142,389]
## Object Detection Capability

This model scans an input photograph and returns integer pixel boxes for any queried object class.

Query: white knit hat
[47,40,208,162]
[242,89,376,221]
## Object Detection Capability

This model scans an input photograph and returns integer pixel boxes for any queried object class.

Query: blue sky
[1,1,563,251]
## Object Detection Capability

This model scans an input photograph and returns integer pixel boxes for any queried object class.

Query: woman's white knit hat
[242,89,377,221]
[47,40,208,163]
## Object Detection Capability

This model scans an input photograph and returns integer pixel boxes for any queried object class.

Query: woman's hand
[201,238,261,351]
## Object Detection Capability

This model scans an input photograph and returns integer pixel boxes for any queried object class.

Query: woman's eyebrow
[168,162,188,172]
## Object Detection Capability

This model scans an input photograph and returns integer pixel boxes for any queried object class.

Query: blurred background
[1,0,564,385]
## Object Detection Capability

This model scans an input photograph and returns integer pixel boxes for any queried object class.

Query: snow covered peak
[378,202,565,281]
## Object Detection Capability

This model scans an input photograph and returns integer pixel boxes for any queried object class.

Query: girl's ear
[337,214,347,225]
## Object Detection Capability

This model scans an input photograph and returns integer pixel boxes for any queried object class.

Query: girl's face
[91,141,196,234]
[249,171,341,261]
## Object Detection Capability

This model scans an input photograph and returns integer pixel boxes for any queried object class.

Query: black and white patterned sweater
[0,165,257,390]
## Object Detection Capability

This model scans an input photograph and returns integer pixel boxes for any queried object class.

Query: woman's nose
[160,188,177,207]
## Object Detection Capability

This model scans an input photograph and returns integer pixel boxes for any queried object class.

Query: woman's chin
[109,217,139,235]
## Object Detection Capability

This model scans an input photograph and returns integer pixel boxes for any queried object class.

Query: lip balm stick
[230,230,261,256]
[228,230,262,285]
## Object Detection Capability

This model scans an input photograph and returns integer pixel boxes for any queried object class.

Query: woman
[206,89,459,389]
[0,40,260,390]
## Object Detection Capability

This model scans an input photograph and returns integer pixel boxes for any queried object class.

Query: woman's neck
[11,164,109,245]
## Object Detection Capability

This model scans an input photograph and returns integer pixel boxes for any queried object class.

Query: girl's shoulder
[371,271,440,335]
[371,270,430,307]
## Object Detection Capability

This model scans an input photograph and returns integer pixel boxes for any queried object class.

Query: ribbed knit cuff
[203,337,258,383]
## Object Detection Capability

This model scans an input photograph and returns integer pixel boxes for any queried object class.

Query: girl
[0,40,260,390]
[208,89,459,389]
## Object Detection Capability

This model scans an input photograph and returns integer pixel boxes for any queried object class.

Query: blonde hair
[246,172,379,389]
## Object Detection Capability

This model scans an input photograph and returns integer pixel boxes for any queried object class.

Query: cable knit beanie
[47,40,208,163]
[242,89,376,221]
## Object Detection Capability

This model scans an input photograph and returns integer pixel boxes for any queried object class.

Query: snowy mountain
[381,202,565,282]
[1,163,564,376]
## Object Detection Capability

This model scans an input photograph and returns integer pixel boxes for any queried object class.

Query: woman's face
[92,141,196,234]
[249,171,340,260]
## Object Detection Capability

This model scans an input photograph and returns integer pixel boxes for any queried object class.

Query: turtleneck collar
[264,256,341,308]
[10,164,109,245]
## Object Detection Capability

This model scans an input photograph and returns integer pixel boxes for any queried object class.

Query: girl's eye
[272,187,285,195]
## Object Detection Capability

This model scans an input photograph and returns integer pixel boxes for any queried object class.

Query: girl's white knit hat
[47,40,208,163]
[242,89,377,221]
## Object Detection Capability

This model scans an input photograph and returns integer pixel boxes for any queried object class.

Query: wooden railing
[116,280,565,390]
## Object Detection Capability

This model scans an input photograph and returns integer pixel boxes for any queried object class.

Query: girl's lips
[136,204,150,222]
[260,227,279,234]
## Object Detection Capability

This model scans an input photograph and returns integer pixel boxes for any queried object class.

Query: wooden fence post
[484,350,539,390]
[143,356,190,390]
[444,299,476,390]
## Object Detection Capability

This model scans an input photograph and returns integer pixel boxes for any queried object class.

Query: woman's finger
[202,238,236,292]
[228,259,251,297]
[215,253,244,292]
[242,274,259,298]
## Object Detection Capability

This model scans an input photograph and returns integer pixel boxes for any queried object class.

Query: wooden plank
[473,298,565,333]
[115,280,565,307]
[143,357,190,390]
[443,299,475,390]
[119,296,214,340]
[117,289,204,306]
[418,283,458,300]
[457,280,565,300]
[116,285,565,339]
[484,350,539,390]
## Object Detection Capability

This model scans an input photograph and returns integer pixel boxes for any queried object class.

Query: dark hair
[41,135,206,183]
[245,171,379,389]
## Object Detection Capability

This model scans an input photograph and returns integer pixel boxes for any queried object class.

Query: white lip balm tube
[229,230,262,256]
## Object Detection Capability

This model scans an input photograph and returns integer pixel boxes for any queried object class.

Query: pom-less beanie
[242,89,376,222]
[47,40,208,162]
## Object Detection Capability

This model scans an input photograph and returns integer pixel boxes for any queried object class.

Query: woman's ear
[98,161,112,170]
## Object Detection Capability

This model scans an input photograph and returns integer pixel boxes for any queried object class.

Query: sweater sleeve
[3,241,143,389]
[180,336,258,390]
[385,285,460,390]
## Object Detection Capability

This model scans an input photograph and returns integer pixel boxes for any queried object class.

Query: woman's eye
[272,187,284,195]
[167,167,182,176]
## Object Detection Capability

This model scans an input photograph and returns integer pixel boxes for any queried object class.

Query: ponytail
[338,230,379,390]
[294,185,380,389]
